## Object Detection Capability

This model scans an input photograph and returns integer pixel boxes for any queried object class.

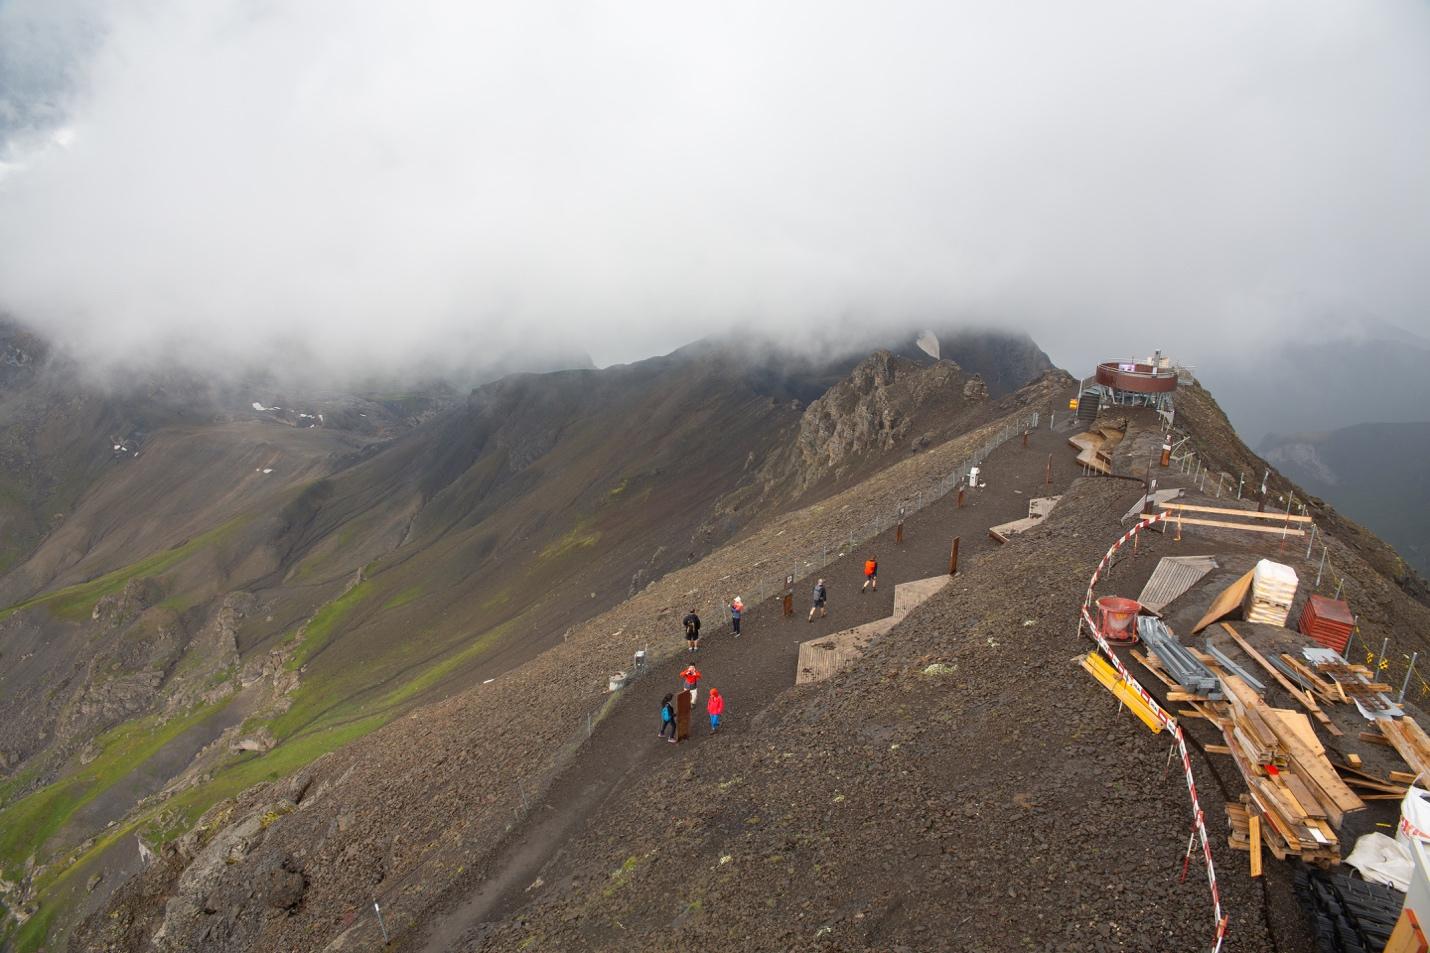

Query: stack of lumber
[1218,674,1364,867]
[1245,559,1298,627]
[1369,716,1430,784]
[1298,595,1355,654]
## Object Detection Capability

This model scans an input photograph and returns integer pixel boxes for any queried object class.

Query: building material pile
[1301,646,1403,719]
[1137,615,1221,698]
[1299,595,1356,655]
[1245,559,1298,627]
[1218,674,1364,866]
[1219,622,1341,736]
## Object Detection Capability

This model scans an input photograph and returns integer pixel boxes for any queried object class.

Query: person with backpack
[729,596,744,637]
[658,693,677,742]
[706,687,725,733]
[862,555,878,593]
[683,609,702,651]
[680,664,701,704]
[808,578,828,622]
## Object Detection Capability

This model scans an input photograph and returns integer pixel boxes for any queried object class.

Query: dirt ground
[457,470,1295,953]
[403,418,1089,953]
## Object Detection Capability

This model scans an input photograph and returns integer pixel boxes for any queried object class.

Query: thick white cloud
[0,0,1427,376]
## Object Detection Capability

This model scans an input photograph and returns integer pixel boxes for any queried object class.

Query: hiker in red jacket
[862,555,878,593]
[681,664,701,704]
[707,687,725,733]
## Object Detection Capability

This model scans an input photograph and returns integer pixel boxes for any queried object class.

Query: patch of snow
[252,402,267,411]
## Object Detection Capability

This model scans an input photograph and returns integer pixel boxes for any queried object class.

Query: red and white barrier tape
[1081,511,1228,953]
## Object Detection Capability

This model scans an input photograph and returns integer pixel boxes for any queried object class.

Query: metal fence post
[373,900,390,943]
[1401,653,1419,704]
[1316,546,1327,587]
[1377,637,1390,677]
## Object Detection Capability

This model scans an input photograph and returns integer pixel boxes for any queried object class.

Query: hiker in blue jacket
[657,693,677,742]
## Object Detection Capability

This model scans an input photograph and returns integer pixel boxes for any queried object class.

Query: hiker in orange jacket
[862,555,878,593]
[707,687,725,732]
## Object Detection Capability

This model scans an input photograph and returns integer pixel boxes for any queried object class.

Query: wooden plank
[1283,773,1330,821]
[1221,623,1342,736]
[1275,710,1327,758]
[1282,655,1342,703]
[1205,744,1232,755]
[1156,515,1307,536]
[1160,502,1314,523]
[1347,753,1364,768]
[1380,718,1430,781]
[1249,814,1263,877]
[1192,570,1254,634]
[1387,907,1429,953]
[1392,771,1420,784]
[1362,730,1395,747]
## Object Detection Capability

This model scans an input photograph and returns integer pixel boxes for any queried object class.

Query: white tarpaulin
[1346,832,1414,892]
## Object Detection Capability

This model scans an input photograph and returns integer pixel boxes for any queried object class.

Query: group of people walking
[660,554,879,743]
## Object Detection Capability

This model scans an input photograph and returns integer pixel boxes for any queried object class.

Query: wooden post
[1248,814,1262,878]
[895,521,904,544]
[948,536,960,576]
[956,487,965,508]
[782,574,794,617]
[1022,429,1029,448]
[1045,454,1052,486]
[676,690,692,741]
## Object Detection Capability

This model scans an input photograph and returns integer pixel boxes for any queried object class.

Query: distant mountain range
[1197,320,1430,446]
[1261,421,1430,576]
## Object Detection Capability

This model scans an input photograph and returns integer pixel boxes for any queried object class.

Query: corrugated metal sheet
[1138,555,1217,616]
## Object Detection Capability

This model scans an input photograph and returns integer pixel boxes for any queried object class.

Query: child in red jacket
[707,687,724,733]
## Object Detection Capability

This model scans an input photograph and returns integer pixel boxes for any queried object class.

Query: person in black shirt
[683,609,701,651]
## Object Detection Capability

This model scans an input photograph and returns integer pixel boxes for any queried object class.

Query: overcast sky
[1,0,1428,379]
